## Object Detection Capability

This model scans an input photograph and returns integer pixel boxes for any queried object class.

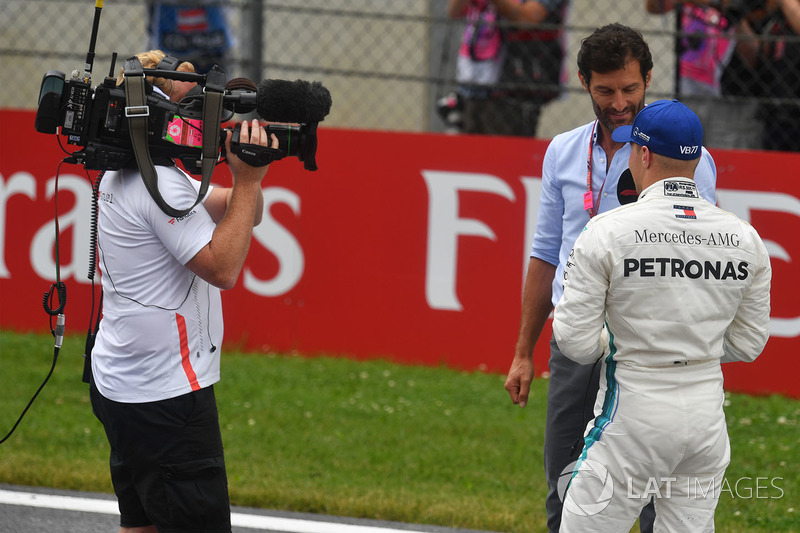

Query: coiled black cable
[82,172,105,383]
[42,282,67,316]
[87,172,104,281]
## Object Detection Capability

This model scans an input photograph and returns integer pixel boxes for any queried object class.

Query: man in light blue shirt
[503,23,717,533]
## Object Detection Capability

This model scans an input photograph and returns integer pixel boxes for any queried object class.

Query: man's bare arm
[504,257,556,407]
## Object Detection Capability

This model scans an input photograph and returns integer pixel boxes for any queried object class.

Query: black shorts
[90,382,231,532]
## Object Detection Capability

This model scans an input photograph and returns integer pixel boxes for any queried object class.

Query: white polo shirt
[92,165,223,403]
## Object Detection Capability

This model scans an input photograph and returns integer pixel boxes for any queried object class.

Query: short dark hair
[577,23,653,86]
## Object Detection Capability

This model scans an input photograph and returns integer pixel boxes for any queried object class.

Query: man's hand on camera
[229,121,286,167]
[224,119,279,184]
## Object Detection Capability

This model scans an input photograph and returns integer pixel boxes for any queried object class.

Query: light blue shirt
[531,120,718,307]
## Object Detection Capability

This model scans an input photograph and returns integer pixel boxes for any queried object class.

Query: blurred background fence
[3,0,798,151]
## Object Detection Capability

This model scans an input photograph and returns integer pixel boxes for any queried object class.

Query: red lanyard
[583,120,607,218]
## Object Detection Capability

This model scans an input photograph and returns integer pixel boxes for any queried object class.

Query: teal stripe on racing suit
[572,326,618,481]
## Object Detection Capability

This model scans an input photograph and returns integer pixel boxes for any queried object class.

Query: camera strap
[123,57,224,218]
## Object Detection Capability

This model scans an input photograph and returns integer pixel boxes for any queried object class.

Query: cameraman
[90,50,278,533]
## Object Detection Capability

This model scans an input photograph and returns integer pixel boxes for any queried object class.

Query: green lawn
[0,330,797,532]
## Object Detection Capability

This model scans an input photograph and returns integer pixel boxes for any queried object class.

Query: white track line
[0,489,429,532]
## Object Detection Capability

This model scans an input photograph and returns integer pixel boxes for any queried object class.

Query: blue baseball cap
[611,99,703,160]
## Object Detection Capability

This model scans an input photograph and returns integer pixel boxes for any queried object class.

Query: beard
[591,94,646,134]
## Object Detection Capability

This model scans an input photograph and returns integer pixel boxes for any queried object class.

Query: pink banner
[2,109,798,397]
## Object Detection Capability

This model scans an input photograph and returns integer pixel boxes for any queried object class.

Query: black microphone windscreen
[256,79,332,124]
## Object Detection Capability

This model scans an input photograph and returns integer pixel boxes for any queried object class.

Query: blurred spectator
[751,0,800,151]
[645,0,763,149]
[147,0,234,76]
[447,0,569,137]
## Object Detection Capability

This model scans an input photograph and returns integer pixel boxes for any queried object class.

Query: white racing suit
[552,177,772,532]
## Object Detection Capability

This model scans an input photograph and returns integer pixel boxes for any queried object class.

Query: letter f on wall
[422,171,515,311]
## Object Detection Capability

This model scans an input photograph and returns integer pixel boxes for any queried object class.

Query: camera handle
[123,57,225,218]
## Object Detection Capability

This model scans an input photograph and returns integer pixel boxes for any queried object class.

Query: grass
[0,330,798,532]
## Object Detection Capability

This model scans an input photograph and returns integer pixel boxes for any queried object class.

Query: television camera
[35,64,332,173]
[34,1,331,217]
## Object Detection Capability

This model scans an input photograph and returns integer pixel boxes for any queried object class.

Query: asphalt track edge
[0,483,502,533]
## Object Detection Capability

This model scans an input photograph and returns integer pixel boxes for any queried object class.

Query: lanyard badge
[585,120,599,217]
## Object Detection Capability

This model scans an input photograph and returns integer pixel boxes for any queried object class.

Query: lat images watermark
[626,476,785,501]
[558,460,786,518]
